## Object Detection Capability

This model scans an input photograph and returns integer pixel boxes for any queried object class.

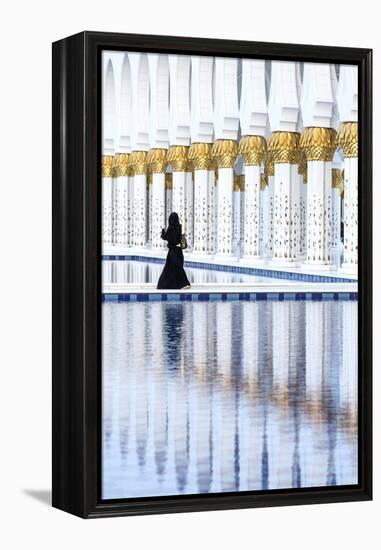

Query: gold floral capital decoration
[332,168,344,194]
[336,122,358,158]
[260,173,268,190]
[264,151,275,177]
[129,151,148,176]
[238,135,266,166]
[300,127,337,162]
[166,145,189,172]
[112,153,130,177]
[188,142,212,171]
[267,132,300,164]
[211,139,238,169]
[146,148,167,174]
[297,150,308,183]
[165,173,173,190]
[102,155,114,178]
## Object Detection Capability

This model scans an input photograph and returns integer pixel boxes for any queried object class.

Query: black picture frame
[52,31,372,519]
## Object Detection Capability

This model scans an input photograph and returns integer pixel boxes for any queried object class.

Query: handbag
[180,233,188,250]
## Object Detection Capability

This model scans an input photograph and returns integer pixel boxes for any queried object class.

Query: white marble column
[268,132,300,265]
[102,156,114,247]
[189,144,212,256]
[189,56,214,259]
[267,62,301,266]
[298,152,307,259]
[111,153,129,246]
[165,173,173,220]
[212,57,239,259]
[129,53,150,250]
[129,152,148,248]
[147,149,167,251]
[337,123,358,275]
[331,167,344,264]
[259,174,269,257]
[185,168,194,250]
[300,127,337,268]
[167,146,188,234]
[264,153,275,259]
[239,136,266,262]
[212,140,238,258]
[233,174,241,255]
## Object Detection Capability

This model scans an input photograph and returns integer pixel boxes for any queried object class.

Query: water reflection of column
[289,301,306,488]
[242,302,261,490]
[271,301,291,488]
[341,301,358,429]
[304,300,326,486]
[150,304,168,481]
[174,303,192,493]
[116,300,130,464]
[132,303,149,469]
[216,302,236,491]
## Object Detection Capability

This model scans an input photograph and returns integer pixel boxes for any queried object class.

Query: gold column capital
[300,127,337,162]
[332,168,344,194]
[167,145,189,172]
[297,150,308,183]
[264,151,275,177]
[336,122,358,158]
[129,151,148,176]
[102,155,114,177]
[238,135,266,166]
[211,139,238,169]
[146,148,167,174]
[188,142,212,171]
[112,153,130,177]
[267,131,300,164]
[165,173,173,190]
[260,173,268,190]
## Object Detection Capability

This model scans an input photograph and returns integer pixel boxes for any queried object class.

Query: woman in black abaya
[157,212,191,290]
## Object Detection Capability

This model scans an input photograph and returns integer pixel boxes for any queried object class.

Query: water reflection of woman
[157,212,191,290]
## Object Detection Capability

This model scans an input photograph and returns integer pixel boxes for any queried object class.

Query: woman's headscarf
[168,212,181,231]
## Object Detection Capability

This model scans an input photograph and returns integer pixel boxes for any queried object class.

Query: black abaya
[157,227,190,289]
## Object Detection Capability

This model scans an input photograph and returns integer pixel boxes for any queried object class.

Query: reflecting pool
[103,259,290,285]
[102,299,358,499]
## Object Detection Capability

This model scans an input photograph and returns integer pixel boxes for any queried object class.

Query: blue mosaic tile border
[102,254,356,284]
[103,292,358,303]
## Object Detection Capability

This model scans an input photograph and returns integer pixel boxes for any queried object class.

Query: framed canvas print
[52,31,372,518]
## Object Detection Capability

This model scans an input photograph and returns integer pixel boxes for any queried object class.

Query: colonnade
[102,52,358,275]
